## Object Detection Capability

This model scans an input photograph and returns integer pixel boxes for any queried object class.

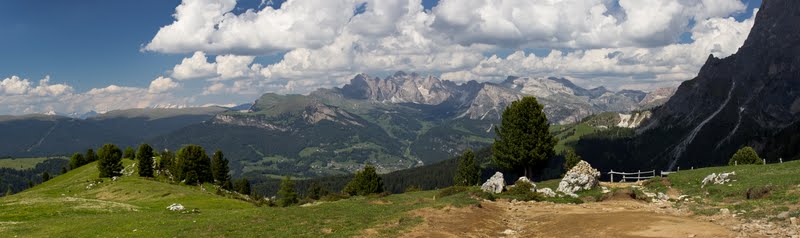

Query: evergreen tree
[123,146,135,160]
[306,182,328,200]
[136,144,155,177]
[729,146,763,165]
[210,150,231,186]
[563,148,581,171]
[492,96,557,178]
[69,152,86,170]
[97,144,123,178]
[222,179,233,190]
[85,149,97,163]
[277,176,298,207]
[343,165,384,196]
[235,178,251,195]
[454,149,480,186]
[27,180,33,189]
[158,150,175,174]
[42,172,50,182]
[175,145,212,185]
[60,167,67,174]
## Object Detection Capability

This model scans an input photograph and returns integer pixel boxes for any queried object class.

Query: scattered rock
[167,203,185,211]
[481,172,505,194]
[790,217,797,226]
[516,176,536,191]
[777,211,790,220]
[557,160,600,195]
[700,171,735,188]
[536,188,556,197]
[501,229,516,235]
[720,208,730,215]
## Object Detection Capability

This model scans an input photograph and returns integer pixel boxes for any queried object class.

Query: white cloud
[148,76,180,93]
[1,75,73,96]
[171,51,217,80]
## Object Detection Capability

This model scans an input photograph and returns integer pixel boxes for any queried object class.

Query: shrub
[503,180,542,202]
[343,165,384,196]
[729,146,763,165]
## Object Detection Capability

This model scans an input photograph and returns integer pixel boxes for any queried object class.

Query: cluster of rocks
[478,172,560,198]
[85,180,104,189]
[120,163,137,176]
[557,160,601,197]
[700,171,735,188]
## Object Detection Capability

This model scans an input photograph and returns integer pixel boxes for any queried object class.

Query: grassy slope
[648,160,800,218]
[0,160,476,237]
[0,157,66,169]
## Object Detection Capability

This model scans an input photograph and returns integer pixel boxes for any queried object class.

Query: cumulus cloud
[171,51,217,80]
[1,75,73,96]
[148,76,180,93]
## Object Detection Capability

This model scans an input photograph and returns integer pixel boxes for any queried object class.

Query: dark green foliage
[97,144,123,178]
[343,165,384,196]
[0,158,68,195]
[60,167,67,174]
[123,146,135,160]
[157,150,175,175]
[175,145,212,185]
[69,153,86,170]
[210,150,231,186]
[85,149,97,163]
[436,186,468,197]
[4,185,11,196]
[563,148,581,171]
[41,172,50,182]
[305,182,328,200]
[503,180,542,202]
[493,96,557,178]
[136,144,155,177]
[222,179,233,190]
[729,146,763,165]
[277,176,298,207]
[234,178,251,195]
[454,149,480,186]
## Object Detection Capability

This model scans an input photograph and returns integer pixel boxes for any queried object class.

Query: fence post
[610,170,614,183]
[678,167,680,171]
[637,170,641,182]
[763,159,766,164]
[735,161,738,166]
[780,158,783,163]
[691,166,694,170]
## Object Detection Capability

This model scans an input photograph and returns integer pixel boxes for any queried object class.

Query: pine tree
[343,164,384,196]
[277,176,298,207]
[222,179,233,190]
[454,149,480,186]
[123,146,135,160]
[729,146,763,165]
[136,144,155,177]
[60,167,67,174]
[235,178,251,195]
[97,144,123,178]
[69,152,86,170]
[306,182,328,200]
[158,150,175,174]
[85,149,97,163]
[210,150,231,186]
[175,145,212,185]
[492,96,557,178]
[563,148,581,171]
[42,172,51,182]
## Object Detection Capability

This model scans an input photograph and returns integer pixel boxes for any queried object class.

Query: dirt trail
[401,200,735,238]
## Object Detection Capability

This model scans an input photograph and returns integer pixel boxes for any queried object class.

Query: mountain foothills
[0,73,672,178]
[577,0,800,172]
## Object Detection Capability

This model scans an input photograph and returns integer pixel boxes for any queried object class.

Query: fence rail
[608,170,656,182]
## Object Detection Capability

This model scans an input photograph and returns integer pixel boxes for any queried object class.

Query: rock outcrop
[557,161,601,195]
[481,172,506,194]
[701,172,736,188]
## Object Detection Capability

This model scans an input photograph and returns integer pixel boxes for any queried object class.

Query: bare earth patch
[400,200,735,238]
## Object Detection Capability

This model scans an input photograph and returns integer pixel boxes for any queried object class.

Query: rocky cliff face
[590,0,800,170]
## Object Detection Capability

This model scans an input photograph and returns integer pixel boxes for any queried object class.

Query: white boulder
[167,203,185,211]
[516,176,537,191]
[536,187,556,197]
[481,172,506,194]
[557,160,601,195]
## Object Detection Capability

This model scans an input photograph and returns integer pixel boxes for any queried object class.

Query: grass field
[646,160,800,218]
[0,160,477,237]
[0,157,66,170]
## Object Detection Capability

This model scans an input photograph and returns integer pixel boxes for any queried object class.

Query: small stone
[778,212,790,220]
[687,234,696,238]
[720,208,730,215]
[790,217,797,225]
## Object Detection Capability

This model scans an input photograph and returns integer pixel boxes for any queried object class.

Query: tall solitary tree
[136,144,155,177]
[85,149,97,163]
[343,164,384,196]
[97,144,123,178]
[277,176,298,207]
[454,149,480,186]
[210,150,231,186]
[492,96,557,178]
[69,152,86,170]
[123,146,135,160]
[175,145,212,185]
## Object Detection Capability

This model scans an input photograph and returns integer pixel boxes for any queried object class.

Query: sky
[0,0,761,115]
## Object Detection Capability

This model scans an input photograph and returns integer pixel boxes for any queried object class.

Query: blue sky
[0,0,762,115]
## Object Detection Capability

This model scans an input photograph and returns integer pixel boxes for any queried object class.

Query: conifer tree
[85,149,97,163]
[563,148,581,171]
[69,152,86,170]
[454,149,480,186]
[123,146,135,160]
[60,167,67,174]
[492,96,557,178]
[136,144,155,177]
[158,150,175,174]
[277,176,298,207]
[97,144,123,178]
[235,178,251,195]
[729,146,763,165]
[343,165,384,196]
[210,150,231,186]
[42,172,50,182]
[175,145,212,185]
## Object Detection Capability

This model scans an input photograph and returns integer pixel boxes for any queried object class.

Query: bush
[470,191,496,201]
[503,180,542,202]
[343,165,384,196]
[729,146,763,165]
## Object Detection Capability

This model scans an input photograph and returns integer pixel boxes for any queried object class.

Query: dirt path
[401,200,735,238]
